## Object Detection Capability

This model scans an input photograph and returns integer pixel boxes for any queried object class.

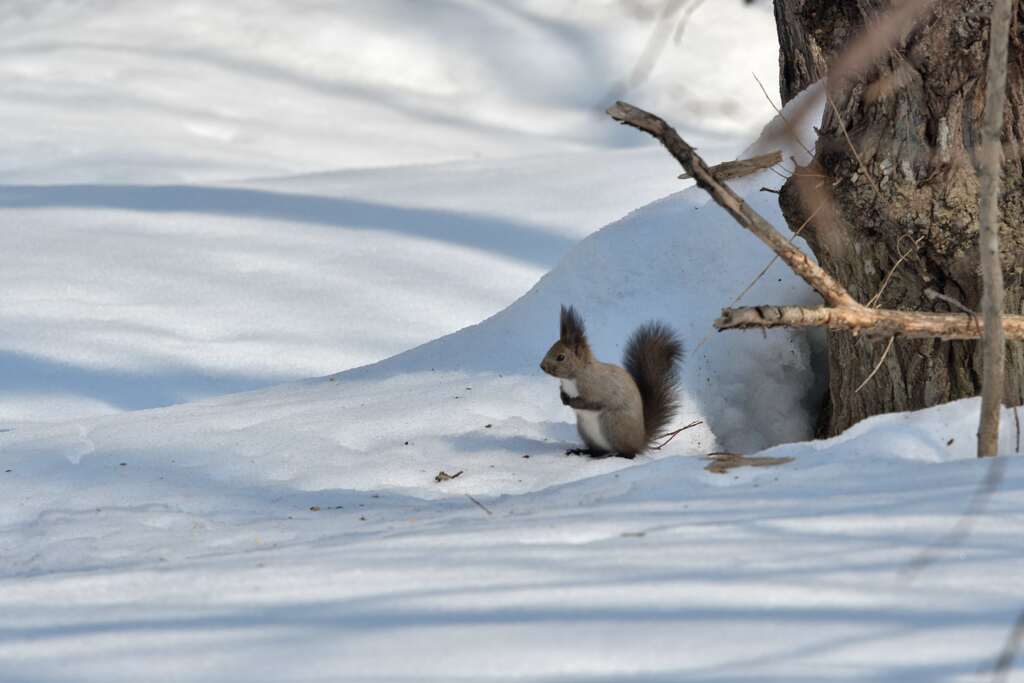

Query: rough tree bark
[773,0,1024,436]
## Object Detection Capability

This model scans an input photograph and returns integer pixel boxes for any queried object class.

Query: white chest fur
[561,380,611,451]
[575,409,612,452]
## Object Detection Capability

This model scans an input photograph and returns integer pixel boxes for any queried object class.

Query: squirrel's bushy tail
[622,322,683,449]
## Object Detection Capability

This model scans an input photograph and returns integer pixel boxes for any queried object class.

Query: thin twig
[924,288,978,317]
[865,235,924,308]
[766,165,794,181]
[923,288,982,337]
[731,202,825,306]
[1015,406,1021,454]
[465,493,493,516]
[854,336,895,393]
[608,101,856,308]
[690,201,825,356]
[651,419,704,450]
[826,92,883,203]
[753,72,815,158]
[993,609,1024,683]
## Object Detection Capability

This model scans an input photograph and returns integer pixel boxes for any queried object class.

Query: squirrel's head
[540,305,590,378]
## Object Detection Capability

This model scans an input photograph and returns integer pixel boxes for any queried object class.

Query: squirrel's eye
[556,353,565,362]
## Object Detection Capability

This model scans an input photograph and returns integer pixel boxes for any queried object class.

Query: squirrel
[540,305,683,459]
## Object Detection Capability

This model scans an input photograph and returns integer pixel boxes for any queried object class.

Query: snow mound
[0,147,688,423]
[1,87,827,528]
[0,1,779,423]
[359,83,829,455]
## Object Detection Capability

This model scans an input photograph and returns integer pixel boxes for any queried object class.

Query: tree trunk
[773,0,1024,436]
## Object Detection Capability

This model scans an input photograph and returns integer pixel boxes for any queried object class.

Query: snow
[2,3,1024,682]
[0,0,778,422]
[0,0,777,184]
[3,395,1024,681]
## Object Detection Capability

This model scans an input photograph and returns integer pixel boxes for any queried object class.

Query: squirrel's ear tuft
[560,305,587,351]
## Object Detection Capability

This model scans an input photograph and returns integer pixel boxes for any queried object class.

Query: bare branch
[607,101,856,308]
[866,235,924,309]
[729,201,825,307]
[924,288,979,318]
[607,100,1024,355]
[688,200,825,357]
[977,0,1013,458]
[826,92,883,203]
[752,72,815,158]
[651,419,704,451]
[678,150,783,180]
[715,305,1024,341]
[854,336,895,394]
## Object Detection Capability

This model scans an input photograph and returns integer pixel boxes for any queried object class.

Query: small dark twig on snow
[465,493,493,516]
[651,419,703,450]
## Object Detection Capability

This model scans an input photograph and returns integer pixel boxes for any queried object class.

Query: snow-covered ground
[4,394,1023,682]
[0,0,776,183]
[0,0,778,422]
[3,3,1023,682]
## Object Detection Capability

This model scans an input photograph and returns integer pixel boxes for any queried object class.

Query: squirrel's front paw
[560,390,571,406]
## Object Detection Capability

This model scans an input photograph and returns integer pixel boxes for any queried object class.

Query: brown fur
[540,306,683,458]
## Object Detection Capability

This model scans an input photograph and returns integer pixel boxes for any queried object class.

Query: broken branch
[715,305,1024,341]
[608,101,856,308]
[607,100,1024,346]
[678,150,783,181]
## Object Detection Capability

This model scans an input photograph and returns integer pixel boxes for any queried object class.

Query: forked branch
[607,101,856,309]
[678,150,783,181]
[606,101,1024,343]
